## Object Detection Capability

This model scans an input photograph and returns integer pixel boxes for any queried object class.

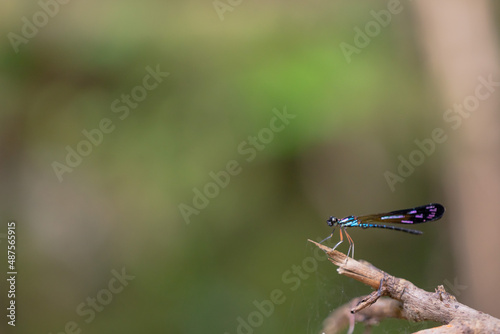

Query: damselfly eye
[326,216,337,227]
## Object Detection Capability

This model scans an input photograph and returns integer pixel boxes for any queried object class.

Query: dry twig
[309,240,500,333]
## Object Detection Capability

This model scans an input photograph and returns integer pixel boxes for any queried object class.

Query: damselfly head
[326,216,338,227]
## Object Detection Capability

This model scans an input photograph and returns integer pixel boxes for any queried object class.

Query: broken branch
[309,239,500,333]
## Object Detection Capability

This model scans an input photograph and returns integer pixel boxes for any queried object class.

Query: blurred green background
[1,1,497,333]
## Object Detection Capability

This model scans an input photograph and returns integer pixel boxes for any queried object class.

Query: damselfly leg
[319,228,335,244]
[331,228,344,251]
[344,228,354,259]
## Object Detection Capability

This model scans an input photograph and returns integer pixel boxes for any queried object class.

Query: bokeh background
[1,1,500,333]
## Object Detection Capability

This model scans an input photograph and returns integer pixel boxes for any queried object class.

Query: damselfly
[320,203,445,258]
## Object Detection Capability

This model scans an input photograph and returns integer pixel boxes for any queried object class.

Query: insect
[320,203,445,258]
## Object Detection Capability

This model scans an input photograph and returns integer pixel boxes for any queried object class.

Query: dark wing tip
[426,203,446,221]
